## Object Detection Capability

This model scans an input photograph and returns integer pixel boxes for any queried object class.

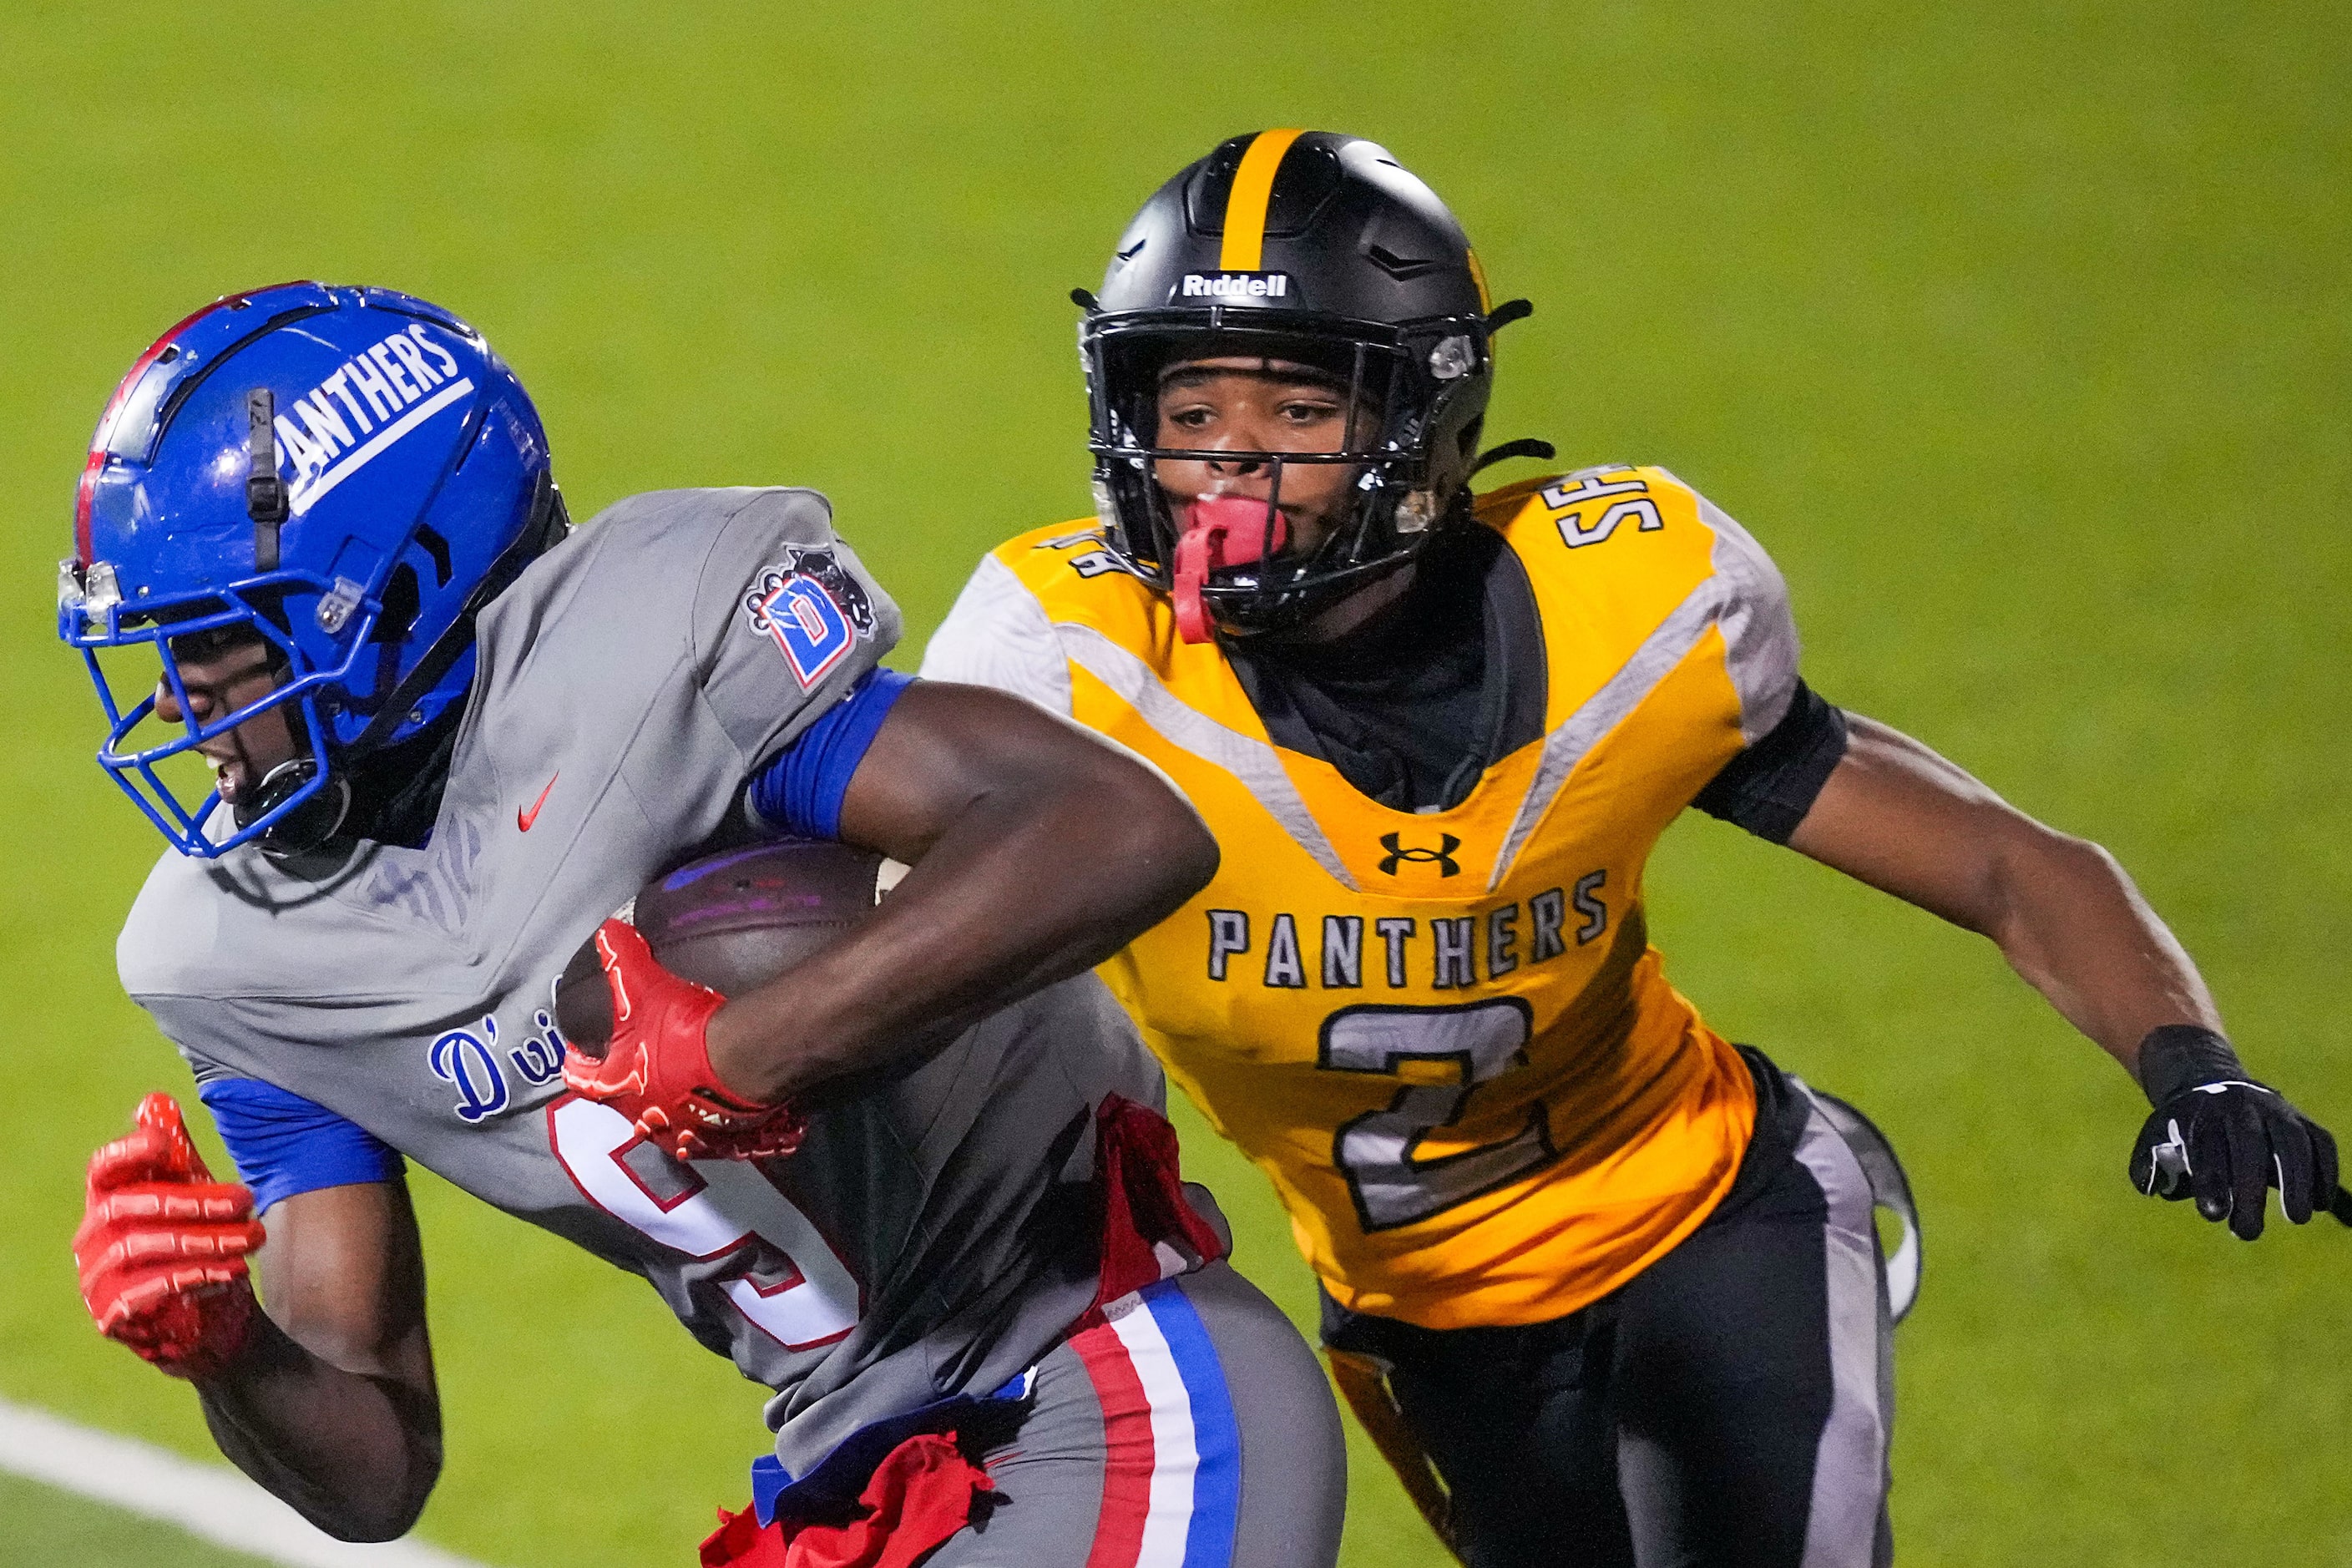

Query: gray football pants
[931,1261,1346,1567]
[1348,1092,1896,1567]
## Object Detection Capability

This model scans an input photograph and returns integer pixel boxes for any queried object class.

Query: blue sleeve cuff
[198,1079,404,1214]
[746,669,916,840]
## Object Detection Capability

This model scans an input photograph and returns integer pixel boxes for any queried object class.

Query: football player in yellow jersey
[921,130,2346,1567]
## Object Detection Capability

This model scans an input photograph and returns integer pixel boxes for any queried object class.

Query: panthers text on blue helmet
[269,325,474,516]
[1177,271,1292,300]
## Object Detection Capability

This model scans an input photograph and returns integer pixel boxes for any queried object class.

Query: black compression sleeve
[1691,680,1849,843]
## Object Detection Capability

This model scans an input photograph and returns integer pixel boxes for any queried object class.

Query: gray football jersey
[116,486,1168,1477]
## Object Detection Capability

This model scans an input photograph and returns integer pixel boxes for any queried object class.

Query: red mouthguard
[1171,498,1289,644]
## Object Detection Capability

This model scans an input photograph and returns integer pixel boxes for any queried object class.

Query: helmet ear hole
[374,564,421,644]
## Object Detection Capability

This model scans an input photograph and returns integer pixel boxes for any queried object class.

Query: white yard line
[0,1396,493,1567]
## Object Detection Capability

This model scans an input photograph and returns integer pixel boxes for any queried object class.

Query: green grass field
[2,3,2346,1563]
[0,1474,271,1568]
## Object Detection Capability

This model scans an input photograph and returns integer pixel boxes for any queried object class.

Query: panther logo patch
[742,547,878,689]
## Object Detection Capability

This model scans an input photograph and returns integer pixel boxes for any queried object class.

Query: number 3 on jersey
[1321,999,1556,1232]
[549,1096,861,1350]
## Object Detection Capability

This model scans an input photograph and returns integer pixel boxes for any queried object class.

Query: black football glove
[2128,1025,2346,1241]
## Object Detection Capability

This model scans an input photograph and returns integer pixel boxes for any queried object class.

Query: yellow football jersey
[922,466,1805,1330]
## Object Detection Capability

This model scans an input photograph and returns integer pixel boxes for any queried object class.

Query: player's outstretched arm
[198,1179,442,1540]
[705,679,1219,1101]
[1785,715,2341,1238]
[75,1096,441,1540]
[1788,715,2218,1056]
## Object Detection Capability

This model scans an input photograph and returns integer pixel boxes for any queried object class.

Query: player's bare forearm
[1786,715,2219,1076]
[197,1181,442,1541]
[706,680,1218,1100]
[198,1315,442,1540]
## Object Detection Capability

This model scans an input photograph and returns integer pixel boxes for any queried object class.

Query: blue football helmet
[59,281,560,858]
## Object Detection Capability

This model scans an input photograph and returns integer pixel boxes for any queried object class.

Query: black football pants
[1327,1075,1894,1568]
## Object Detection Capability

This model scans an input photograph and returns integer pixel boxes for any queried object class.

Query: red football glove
[560,918,807,1163]
[73,1094,264,1381]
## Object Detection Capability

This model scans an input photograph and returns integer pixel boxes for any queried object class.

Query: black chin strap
[245,761,352,861]
[1485,298,1535,334]
[1468,438,1557,478]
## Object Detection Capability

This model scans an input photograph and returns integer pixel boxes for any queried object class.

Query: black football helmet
[1077,129,1540,640]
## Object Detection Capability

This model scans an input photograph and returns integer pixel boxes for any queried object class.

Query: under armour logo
[1378,832,1461,878]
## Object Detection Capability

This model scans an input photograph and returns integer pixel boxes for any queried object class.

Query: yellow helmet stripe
[1218,129,1307,272]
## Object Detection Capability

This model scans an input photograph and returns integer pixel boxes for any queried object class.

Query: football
[553,839,903,1057]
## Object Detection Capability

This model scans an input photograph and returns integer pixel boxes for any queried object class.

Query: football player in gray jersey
[63,283,1344,1567]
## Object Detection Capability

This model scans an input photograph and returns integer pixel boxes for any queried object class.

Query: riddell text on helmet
[1176,271,1292,300]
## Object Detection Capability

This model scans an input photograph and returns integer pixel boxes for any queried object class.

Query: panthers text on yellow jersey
[922,467,1803,1329]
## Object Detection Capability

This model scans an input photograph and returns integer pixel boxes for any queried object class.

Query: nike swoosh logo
[518,773,558,832]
